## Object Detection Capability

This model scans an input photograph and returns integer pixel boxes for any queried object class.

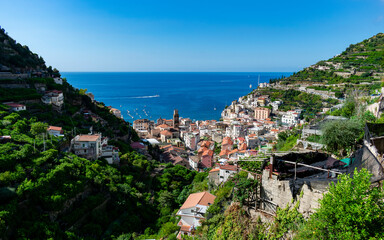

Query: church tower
[173,109,179,128]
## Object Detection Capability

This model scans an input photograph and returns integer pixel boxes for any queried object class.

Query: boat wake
[100,95,160,100]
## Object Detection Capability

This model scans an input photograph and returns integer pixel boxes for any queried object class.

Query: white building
[222,162,239,174]
[189,155,200,170]
[282,110,300,126]
[177,192,216,238]
[3,102,26,112]
[101,145,120,164]
[47,126,64,137]
[184,132,200,150]
[42,90,64,109]
[71,134,103,160]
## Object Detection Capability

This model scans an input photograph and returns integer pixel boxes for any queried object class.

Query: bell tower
[173,109,179,128]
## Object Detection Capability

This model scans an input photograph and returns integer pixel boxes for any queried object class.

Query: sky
[0,0,383,72]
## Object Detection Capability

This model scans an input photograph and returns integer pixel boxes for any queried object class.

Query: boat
[249,84,252,89]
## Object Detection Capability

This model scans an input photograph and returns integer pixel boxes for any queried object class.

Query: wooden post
[294,160,297,180]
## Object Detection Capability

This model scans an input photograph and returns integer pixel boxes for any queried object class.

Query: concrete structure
[177,192,216,238]
[254,107,271,120]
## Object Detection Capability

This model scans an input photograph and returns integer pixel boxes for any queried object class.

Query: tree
[296,169,384,240]
[30,122,48,136]
[321,119,362,156]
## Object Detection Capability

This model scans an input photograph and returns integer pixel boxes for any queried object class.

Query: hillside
[0,27,59,76]
[0,30,206,240]
[277,33,384,85]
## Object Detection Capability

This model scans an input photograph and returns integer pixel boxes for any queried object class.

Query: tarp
[340,157,354,167]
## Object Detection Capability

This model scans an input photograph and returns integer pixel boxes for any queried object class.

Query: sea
[61,72,292,123]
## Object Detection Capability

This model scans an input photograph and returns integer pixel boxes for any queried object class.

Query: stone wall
[260,169,333,218]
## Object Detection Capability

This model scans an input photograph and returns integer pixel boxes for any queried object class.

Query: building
[184,132,200,150]
[160,130,173,143]
[282,110,300,126]
[222,137,233,151]
[70,134,103,160]
[201,149,214,168]
[173,109,180,128]
[41,90,64,109]
[133,119,153,133]
[47,126,64,137]
[209,168,220,185]
[110,108,122,119]
[101,145,120,164]
[189,155,200,170]
[219,165,238,183]
[254,107,271,120]
[3,102,26,112]
[177,192,216,238]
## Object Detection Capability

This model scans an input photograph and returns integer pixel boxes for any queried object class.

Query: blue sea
[61,72,291,123]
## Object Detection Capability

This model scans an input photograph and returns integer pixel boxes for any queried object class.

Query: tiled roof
[180,225,192,232]
[4,102,25,108]
[229,149,239,155]
[219,149,230,156]
[202,149,214,157]
[160,130,172,136]
[220,164,238,171]
[77,134,101,142]
[47,126,62,131]
[222,137,233,145]
[209,168,220,173]
[180,192,216,209]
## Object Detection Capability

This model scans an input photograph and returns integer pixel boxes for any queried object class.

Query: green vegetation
[296,169,384,240]
[276,129,300,151]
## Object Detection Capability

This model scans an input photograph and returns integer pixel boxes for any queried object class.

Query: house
[219,164,238,183]
[201,149,214,168]
[282,110,300,126]
[177,192,216,238]
[47,126,64,137]
[101,145,120,164]
[133,119,153,133]
[70,134,103,160]
[184,132,200,150]
[189,155,200,170]
[41,90,64,109]
[110,108,122,119]
[219,149,230,159]
[3,102,26,112]
[222,137,233,151]
[160,130,173,143]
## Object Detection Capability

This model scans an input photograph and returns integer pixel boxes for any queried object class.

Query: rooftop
[180,191,216,209]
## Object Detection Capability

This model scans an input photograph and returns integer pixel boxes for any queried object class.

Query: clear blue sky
[1,0,383,72]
